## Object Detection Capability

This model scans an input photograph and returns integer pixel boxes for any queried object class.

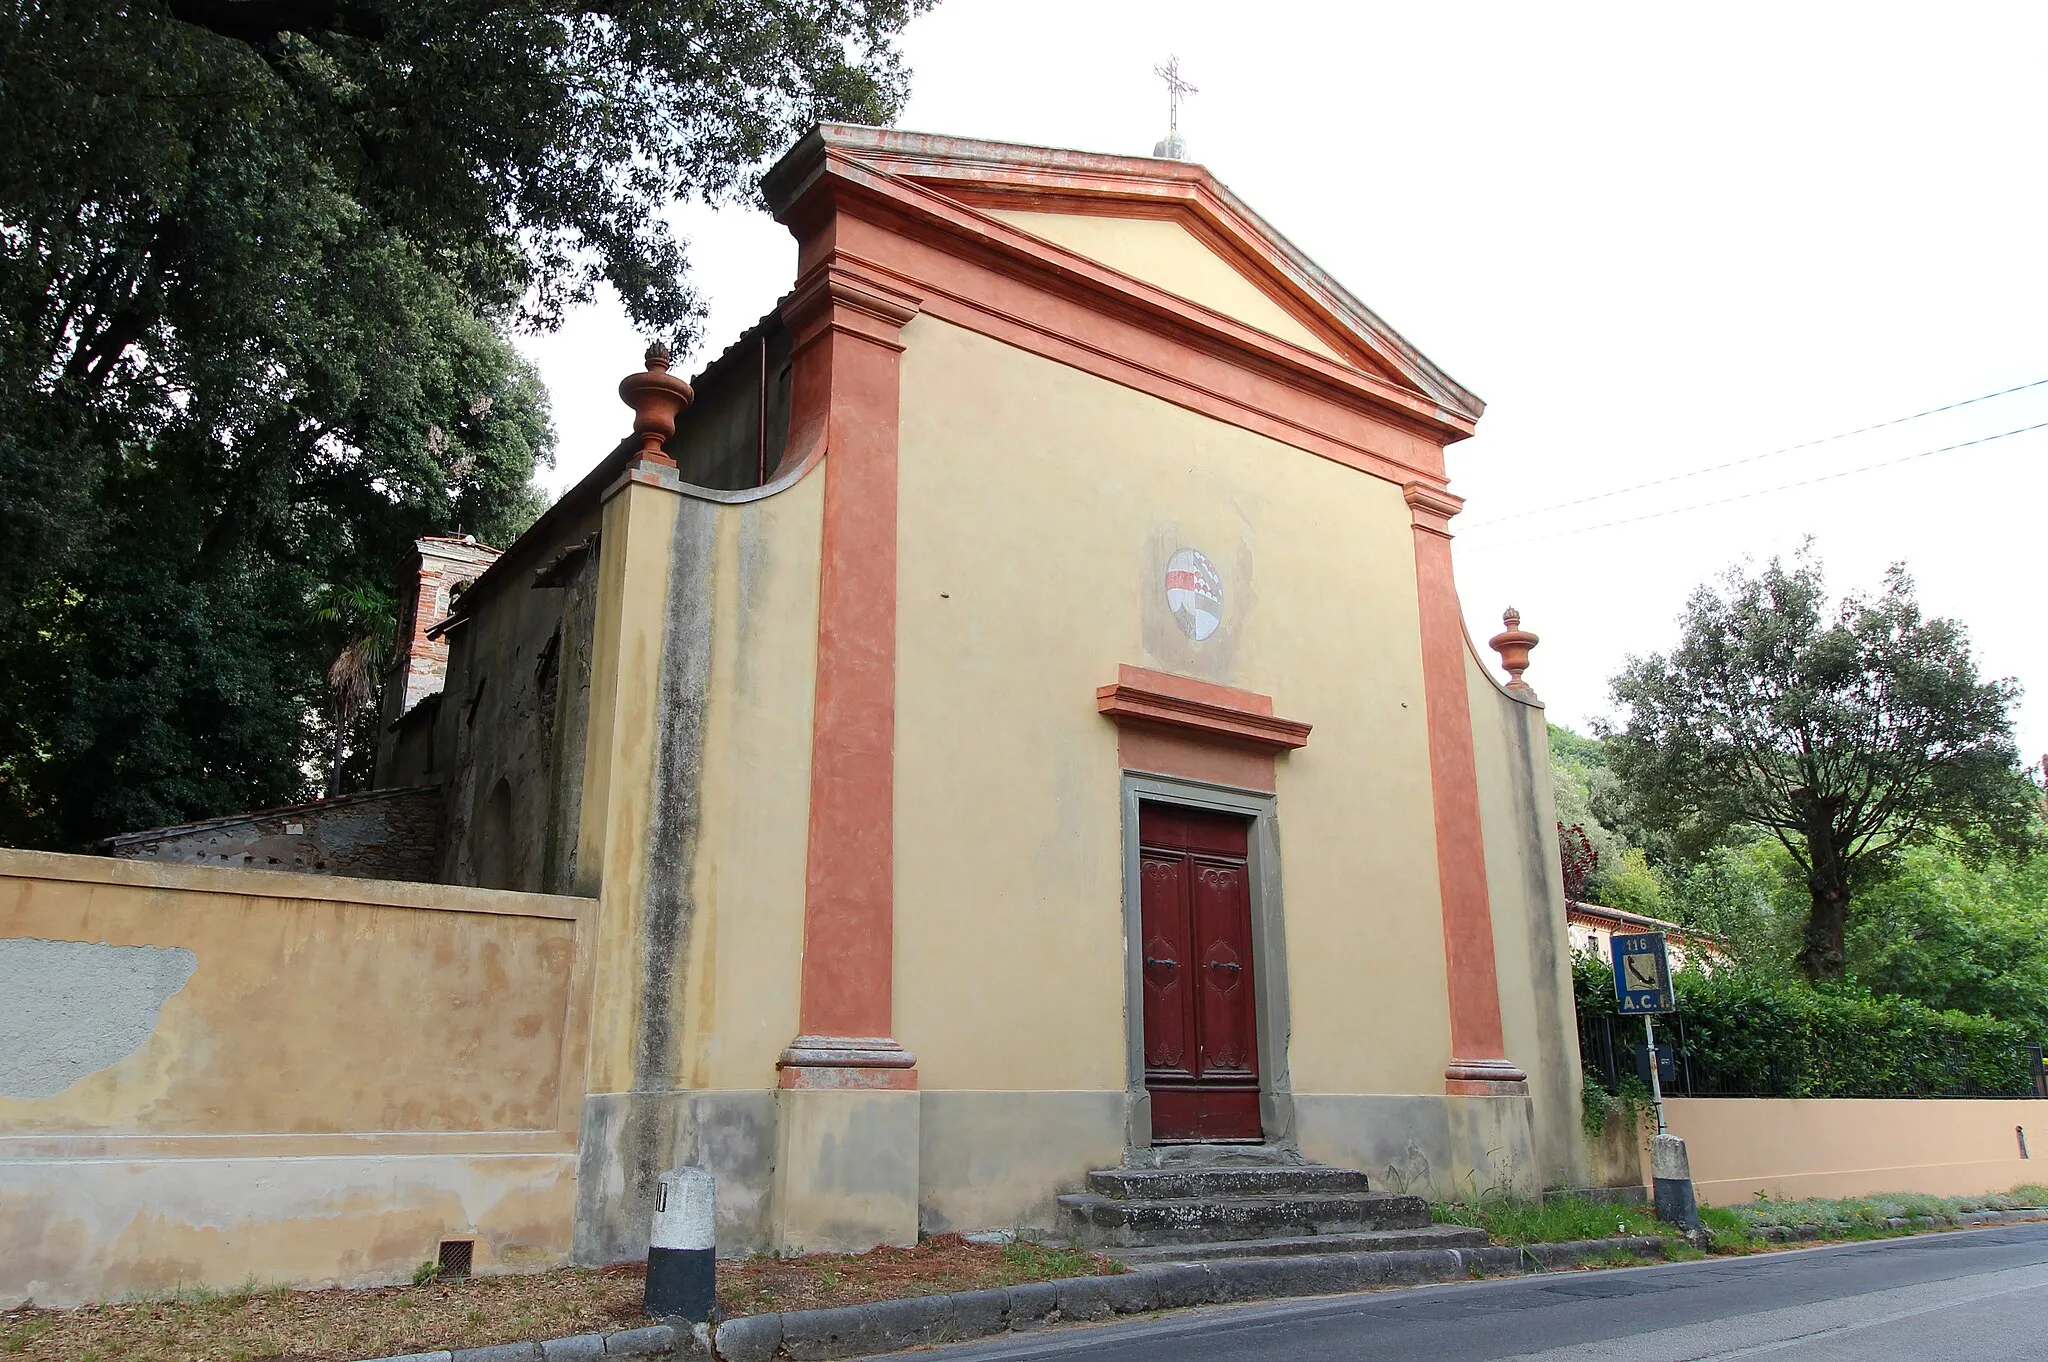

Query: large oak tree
[0,0,927,848]
[1602,551,2038,980]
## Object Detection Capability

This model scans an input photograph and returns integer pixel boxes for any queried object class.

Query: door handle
[1206,960,1242,973]
[1144,956,1179,970]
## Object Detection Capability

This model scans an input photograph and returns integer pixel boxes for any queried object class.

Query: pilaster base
[1445,1089,1539,1201]
[777,1035,918,1090]
[1445,1057,1530,1098]
[771,1085,921,1254]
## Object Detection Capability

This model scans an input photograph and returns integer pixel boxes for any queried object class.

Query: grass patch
[1431,1194,1664,1246]
[1699,1205,1760,1253]
[1581,1249,1652,1268]
[1721,1184,2048,1242]
[1432,1182,2048,1259]
[0,1235,1122,1362]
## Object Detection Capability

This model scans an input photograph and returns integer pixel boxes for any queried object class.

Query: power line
[1458,419,2048,551]
[1457,377,2048,532]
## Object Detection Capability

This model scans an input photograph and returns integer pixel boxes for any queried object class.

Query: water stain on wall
[0,939,198,1099]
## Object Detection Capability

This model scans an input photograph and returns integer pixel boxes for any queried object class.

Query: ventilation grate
[438,1239,474,1279]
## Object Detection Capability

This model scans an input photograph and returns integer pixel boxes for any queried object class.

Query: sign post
[1608,931,1699,1235]
[1609,931,1674,1133]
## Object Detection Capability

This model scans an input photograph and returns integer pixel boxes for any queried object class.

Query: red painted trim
[1117,728,1279,794]
[764,142,1475,487]
[940,186,1390,377]
[1098,666,1308,793]
[1403,484,1526,1093]
[783,255,922,1075]
[775,125,1485,426]
[1097,666,1310,752]
[841,228,1448,488]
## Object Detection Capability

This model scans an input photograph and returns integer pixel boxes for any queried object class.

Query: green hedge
[1573,953,2038,1099]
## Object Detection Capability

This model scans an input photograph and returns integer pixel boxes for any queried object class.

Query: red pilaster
[778,253,923,1090]
[1404,482,1527,1097]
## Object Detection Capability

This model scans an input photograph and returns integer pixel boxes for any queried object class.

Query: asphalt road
[902,1223,2048,1361]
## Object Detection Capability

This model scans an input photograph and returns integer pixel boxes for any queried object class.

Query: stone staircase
[1056,1145,1486,1264]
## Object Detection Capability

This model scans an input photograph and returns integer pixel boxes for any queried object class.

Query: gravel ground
[0,1236,1120,1362]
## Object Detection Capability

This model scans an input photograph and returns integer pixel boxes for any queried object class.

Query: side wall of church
[889,316,1470,1228]
[1465,647,1590,1192]
[433,500,603,895]
[680,467,822,1094]
[568,460,827,1264]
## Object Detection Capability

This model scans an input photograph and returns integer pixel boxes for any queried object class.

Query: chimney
[393,536,502,717]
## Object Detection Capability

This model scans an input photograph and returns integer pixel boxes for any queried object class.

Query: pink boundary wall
[1658,1097,2045,1203]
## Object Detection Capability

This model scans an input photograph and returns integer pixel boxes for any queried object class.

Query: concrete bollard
[646,1167,716,1322]
[1651,1133,1702,1234]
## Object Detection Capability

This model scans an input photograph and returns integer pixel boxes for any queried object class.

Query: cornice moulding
[1097,670,1311,755]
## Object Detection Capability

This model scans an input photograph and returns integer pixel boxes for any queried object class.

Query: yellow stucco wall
[681,471,825,1090]
[891,316,1450,1098]
[0,851,588,1136]
[984,210,1345,363]
[1662,1098,2047,1203]
[576,477,684,1095]
[0,851,591,1303]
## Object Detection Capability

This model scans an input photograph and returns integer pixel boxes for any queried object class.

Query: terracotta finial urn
[617,340,694,467]
[1488,607,1539,691]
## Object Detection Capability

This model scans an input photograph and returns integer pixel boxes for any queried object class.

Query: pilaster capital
[781,263,923,355]
[1403,481,1464,538]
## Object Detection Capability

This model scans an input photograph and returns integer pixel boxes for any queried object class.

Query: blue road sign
[1611,931,1674,1014]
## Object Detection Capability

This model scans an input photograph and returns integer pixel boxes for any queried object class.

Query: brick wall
[393,536,502,719]
[99,786,444,883]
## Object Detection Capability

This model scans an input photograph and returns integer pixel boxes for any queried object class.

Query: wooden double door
[1138,802,1262,1142]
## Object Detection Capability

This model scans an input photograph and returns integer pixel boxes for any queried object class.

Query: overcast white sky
[519,1,2048,761]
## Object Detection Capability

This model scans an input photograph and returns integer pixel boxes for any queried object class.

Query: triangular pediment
[980,208,1350,364]
[777,126,1483,424]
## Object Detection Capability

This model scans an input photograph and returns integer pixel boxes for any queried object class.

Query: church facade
[380,124,1590,1257]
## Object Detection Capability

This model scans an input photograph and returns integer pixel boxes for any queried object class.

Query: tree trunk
[326,711,347,800]
[1797,818,1851,980]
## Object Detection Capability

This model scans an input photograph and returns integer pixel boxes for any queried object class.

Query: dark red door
[1139,803,1260,1142]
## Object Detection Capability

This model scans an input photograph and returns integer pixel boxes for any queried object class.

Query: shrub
[1576,952,2035,1098]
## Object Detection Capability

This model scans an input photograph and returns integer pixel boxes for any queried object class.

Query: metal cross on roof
[1154,55,1198,139]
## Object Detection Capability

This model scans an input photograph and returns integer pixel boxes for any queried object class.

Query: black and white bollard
[646,1167,716,1322]
[1651,1133,1702,1235]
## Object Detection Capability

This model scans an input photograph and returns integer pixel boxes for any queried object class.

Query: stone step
[1107,1223,1489,1263]
[1086,1164,1375,1201]
[1122,1142,1309,1169]
[1056,1191,1433,1247]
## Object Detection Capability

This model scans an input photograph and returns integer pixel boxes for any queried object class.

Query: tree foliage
[1600,550,2037,979]
[1847,843,2048,1040]
[0,0,927,848]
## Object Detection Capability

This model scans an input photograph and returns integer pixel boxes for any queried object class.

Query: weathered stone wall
[431,509,603,894]
[99,785,444,883]
[0,848,594,1305]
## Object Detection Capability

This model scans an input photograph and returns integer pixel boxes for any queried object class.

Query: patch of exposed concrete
[0,938,197,1099]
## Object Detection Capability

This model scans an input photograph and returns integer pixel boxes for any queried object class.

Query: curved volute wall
[1463,621,1589,1193]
